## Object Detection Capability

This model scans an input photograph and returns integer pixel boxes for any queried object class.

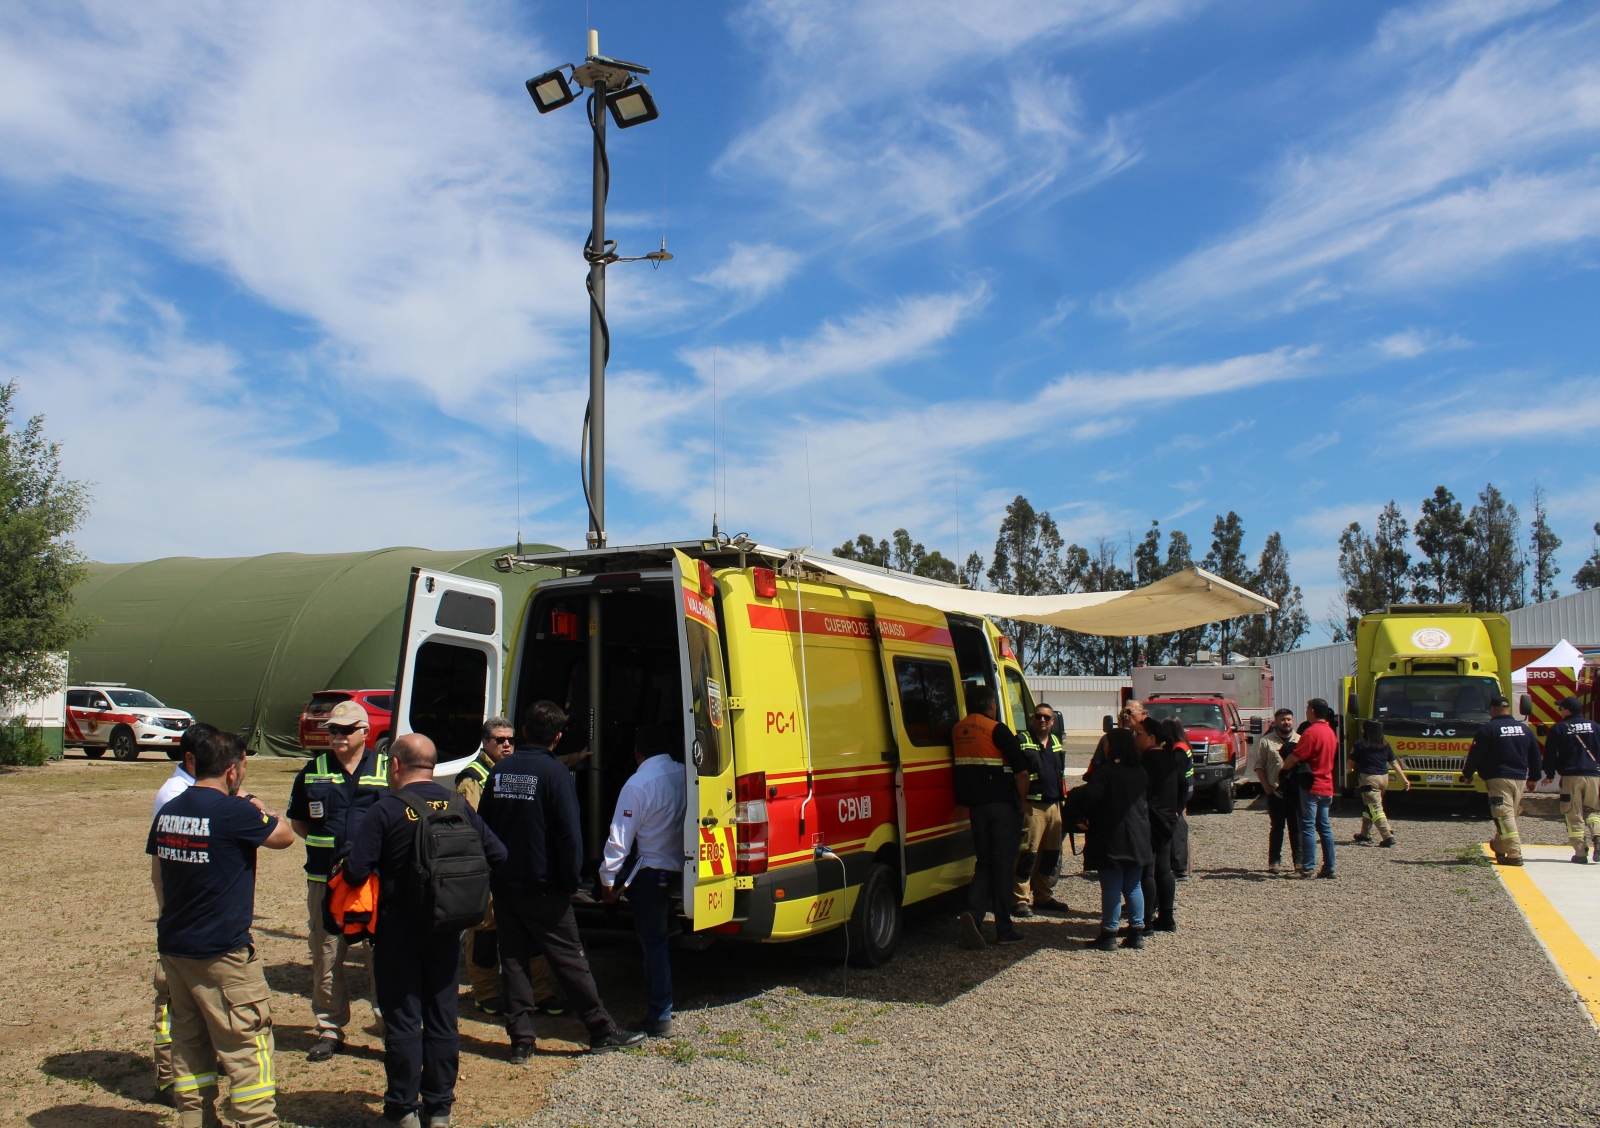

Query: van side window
[893,658,959,747]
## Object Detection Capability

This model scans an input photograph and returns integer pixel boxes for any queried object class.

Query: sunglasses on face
[326,724,363,737]
[488,735,515,745]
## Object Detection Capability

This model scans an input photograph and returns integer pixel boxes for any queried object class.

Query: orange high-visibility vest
[952,713,1006,770]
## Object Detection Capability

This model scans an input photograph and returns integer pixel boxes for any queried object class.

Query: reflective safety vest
[295,749,389,881]
[455,755,492,809]
[952,714,1006,769]
[1018,731,1064,801]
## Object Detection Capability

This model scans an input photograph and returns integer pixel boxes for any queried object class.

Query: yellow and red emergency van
[391,539,1041,965]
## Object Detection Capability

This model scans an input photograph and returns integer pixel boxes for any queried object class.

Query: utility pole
[586,30,608,549]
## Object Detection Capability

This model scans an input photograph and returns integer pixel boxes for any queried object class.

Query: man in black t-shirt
[149,731,293,1128]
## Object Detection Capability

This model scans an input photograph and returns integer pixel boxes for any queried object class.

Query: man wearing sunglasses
[454,718,517,1019]
[288,698,389,1062]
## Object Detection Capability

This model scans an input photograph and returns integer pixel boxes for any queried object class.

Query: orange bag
[326,867,380,940]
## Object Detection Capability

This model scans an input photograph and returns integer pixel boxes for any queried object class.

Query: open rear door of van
[673,550,738,930]
[392,568,503,779]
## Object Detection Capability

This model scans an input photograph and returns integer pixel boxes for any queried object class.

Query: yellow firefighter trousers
[1013,800,1065,907]
[307,880,373,1036]
[465,898,501,1004]
[1485,778,1526,861]
[1357,774,1393,839]
[153,959,173,1092]
[161,947,277,1128]
[1559,775,1600,851]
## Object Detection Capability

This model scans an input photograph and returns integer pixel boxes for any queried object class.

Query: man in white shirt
[150,722,215,1104]
[599,725,687,1038]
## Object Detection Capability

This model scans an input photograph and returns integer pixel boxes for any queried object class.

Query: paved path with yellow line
[1488,842,1600,1025]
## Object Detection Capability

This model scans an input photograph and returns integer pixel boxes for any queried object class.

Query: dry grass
[0,755,577,1128]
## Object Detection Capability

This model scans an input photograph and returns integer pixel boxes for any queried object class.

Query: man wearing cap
[1013,704,1068,916]
[287,698,390,1060]
[1460,694,1541,865]
[1539,697,1600,864]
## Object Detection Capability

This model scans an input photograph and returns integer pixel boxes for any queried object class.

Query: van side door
[673,550,738,930]
[392,568,503,778]
[867,596,966,898]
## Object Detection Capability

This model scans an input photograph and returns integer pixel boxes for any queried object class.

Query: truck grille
[1401,755,1465,772]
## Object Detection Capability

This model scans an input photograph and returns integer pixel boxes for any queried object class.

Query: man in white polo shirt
[599,724,687,1038]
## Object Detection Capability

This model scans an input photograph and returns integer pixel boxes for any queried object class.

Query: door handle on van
[700,816,719,827]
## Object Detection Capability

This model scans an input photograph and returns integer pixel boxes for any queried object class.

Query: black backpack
[396,792,492,935]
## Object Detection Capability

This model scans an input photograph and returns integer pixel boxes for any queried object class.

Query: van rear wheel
[847,863,902,967]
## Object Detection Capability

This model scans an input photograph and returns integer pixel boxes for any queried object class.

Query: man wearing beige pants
[150,731,294,1128]
[1012,705,1068,916]
[1461,694,1541,865]
[288,699,389,1060]
[1541,697,1600,863]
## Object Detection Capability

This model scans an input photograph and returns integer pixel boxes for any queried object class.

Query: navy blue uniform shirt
[477,745,584,895]
[286,746,387,880]
[147,787,278,959]
[1462,715,1541,782]
[1544,716,1600,779]
[343,781,507,930]
[1350,740,1398,777]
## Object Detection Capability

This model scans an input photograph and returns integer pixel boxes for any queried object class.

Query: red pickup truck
[1143,693,1249,812]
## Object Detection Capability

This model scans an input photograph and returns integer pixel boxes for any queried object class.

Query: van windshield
[1373,676,1500,723]
[1146,701,1227,730]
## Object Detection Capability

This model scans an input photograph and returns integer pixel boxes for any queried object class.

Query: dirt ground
[0,755,579,1128]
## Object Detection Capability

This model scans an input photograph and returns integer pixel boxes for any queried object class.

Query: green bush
[0,719,50,766]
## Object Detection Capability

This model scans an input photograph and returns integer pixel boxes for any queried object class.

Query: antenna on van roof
[711,346,718,539]
[515,374,523,556]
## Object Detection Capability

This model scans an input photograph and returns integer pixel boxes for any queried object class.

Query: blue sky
[2,0,1597,641]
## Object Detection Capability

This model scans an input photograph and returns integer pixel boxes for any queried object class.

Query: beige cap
[327,700,369,728]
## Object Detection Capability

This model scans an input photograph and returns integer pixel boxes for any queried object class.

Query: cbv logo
[838,795,873,822]
[1420,727,1456,737]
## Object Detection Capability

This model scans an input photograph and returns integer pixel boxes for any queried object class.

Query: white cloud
[1373,327,1471,357]
[680,284,989,396]
[695,243,803,302]
[1375,0,1561,53]
[1289,431,1340,460]
[1407,379,1599,445]
[1118,7,1600,321]
[718,0,1197,238]
[0,1,584,410]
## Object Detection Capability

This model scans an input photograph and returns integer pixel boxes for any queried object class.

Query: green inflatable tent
[68,545,558,755]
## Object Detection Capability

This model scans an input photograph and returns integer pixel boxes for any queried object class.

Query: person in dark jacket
[1460,694,1541,865]
[1138,718,1188,934]
[343,734,508,1128]
[1539,697,1600,863]
[1350,720,1409,847]
[951,686,1031,950]
[1066,729,1152,951]
[476,700,643,1059]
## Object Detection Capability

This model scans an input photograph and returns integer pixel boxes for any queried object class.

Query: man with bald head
[345,735,506,1128]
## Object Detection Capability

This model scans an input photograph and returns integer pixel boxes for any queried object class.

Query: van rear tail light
[698,559,716,597]
[752,567,777,598]
[735,770,768,875]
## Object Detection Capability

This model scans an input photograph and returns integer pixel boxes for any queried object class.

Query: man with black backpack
[343,734,506,1128]
[478,700,645,1059]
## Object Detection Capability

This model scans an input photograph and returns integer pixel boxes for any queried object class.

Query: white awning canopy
[786,551,1278,638]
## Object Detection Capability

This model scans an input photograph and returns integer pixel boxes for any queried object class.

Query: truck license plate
[1424,773,1455,784]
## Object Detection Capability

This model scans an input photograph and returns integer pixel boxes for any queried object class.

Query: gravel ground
[538,799,1600,1128]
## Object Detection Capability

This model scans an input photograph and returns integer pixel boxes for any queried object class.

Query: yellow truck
[387,540,1041,966]
[1340,604,1512,798]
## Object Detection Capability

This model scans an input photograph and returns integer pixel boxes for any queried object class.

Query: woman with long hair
[1137,717,1189,933]
[1067,728,1152,950]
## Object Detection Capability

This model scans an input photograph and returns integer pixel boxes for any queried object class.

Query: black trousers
[1140,834,1176,923]
[1171,812,1190,875]
[1267,788,1302,867]
[496,890,614,1044]
[373,924,460,1120]
[967,802,1023,938]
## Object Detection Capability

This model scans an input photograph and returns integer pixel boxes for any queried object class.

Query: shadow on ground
[40,1052,159,1104]
[27,1104,166,1128]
